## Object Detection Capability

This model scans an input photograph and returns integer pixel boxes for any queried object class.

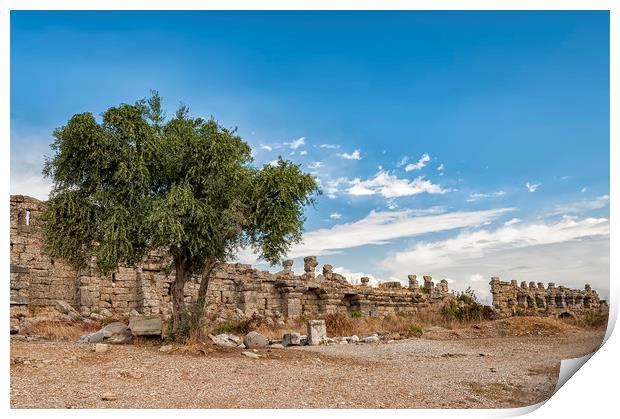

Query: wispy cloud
[525,182,541,192]
[318,144,340,149]
[550,195,610,215]
[285,207,513,258]
[308,161,324,170]
[329,212,342,220]
[259,143,273,152]
[467,190,506,202]
[437,163,444,171]
[333,266,382,286]
[347,170,449,198]
[380,216,609,302]
[338,149,362,160]
[405,153,430,172]
[504,218,521,226]
[299,150,307,156]
[285,137,305,149]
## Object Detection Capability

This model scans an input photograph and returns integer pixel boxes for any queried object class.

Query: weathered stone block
[129,315,162,336]
[307,320,326,345]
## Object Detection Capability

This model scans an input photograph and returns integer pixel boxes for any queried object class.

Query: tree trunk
[197,257,217,305]
[171,248,191,335]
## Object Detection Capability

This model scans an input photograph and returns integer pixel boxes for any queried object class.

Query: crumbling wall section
[10,195,606,321]
[489,277,608,317]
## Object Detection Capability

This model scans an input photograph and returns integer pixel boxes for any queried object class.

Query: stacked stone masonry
[489,277,607,317]
[10,195,607,321]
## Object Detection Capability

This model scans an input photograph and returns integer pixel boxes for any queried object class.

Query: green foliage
[441,299,485,322]
[578,312,608,328]
[214,322,247,336]
[42,92,320,331]
[173,300,206,341]
[407,324,424,337]
[350,310,363,318]
[455,286,478,305]
[43,92,319,275]
[512,307,525,317]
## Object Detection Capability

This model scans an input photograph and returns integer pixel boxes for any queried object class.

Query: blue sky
[10,11,610,302]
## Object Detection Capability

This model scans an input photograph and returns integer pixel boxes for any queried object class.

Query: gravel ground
[10,330,604,409]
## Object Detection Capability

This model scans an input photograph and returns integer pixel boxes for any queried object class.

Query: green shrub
[579,312,608,328]
[172,300,205,341]
[350,310,363,318]
[408,324,424,337]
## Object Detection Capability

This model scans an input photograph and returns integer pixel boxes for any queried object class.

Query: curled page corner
[553,352,595,394]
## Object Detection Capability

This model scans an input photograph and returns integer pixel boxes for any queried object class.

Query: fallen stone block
[361,334,379,343]
[282,332,301,347]
[243,331,268,349]
[129,315,162,336]
[79,330,105,343]
[210,333,240,348]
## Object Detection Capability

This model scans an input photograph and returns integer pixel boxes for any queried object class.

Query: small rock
[89,312,105,321]
[361,334,379,343]
[54,300,81,321]
[79,330,105,343]
[490,367,498,373]
[159,345,173,353]
[269,343,285,349]
[94,343,109,353]
[348,335,360,344]
[101,392,118,401]
[241,351,260,359]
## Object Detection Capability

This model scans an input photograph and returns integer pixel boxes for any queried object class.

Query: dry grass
[21,320,101,341]
[196,311,468,342]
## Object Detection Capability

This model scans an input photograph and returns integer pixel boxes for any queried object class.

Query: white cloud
[285,137,305,149]
[504,218,521,226]
[299,150,307,156]
[581,187,588,193]
[318,144,340,149]
[338,149,362,160]
[550,195,610,215]
[333,266,382,287]
[469,274,484,283]
[259,144,273,152]
[397,156,409,167]
[329,212,342,220]
[10,172,52,201]
[285,207,513,258]
[467,190,506,202]
[347,170,449,198]
[308,161,324,170]
[405,153,430,172]
[525,182,541,192]
[380,217,610,302]
[437,163,444,171]
[267,159,279,167]
[323,177,347,199]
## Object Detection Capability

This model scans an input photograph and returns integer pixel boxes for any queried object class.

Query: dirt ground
[10,320,605,409]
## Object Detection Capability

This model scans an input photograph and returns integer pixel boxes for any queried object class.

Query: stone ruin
[489,278,608,317]
[10,195,608,324]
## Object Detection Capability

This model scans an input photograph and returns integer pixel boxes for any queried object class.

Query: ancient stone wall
[489,277,607,317]
[10,195,454,321]
[10,195,607,322]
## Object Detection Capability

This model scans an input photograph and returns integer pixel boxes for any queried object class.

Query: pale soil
[10,326,605,409]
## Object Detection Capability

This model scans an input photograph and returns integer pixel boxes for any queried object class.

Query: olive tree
[42,92,319,335]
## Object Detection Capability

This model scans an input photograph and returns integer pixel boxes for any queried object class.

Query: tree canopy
[42,92,320,333]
